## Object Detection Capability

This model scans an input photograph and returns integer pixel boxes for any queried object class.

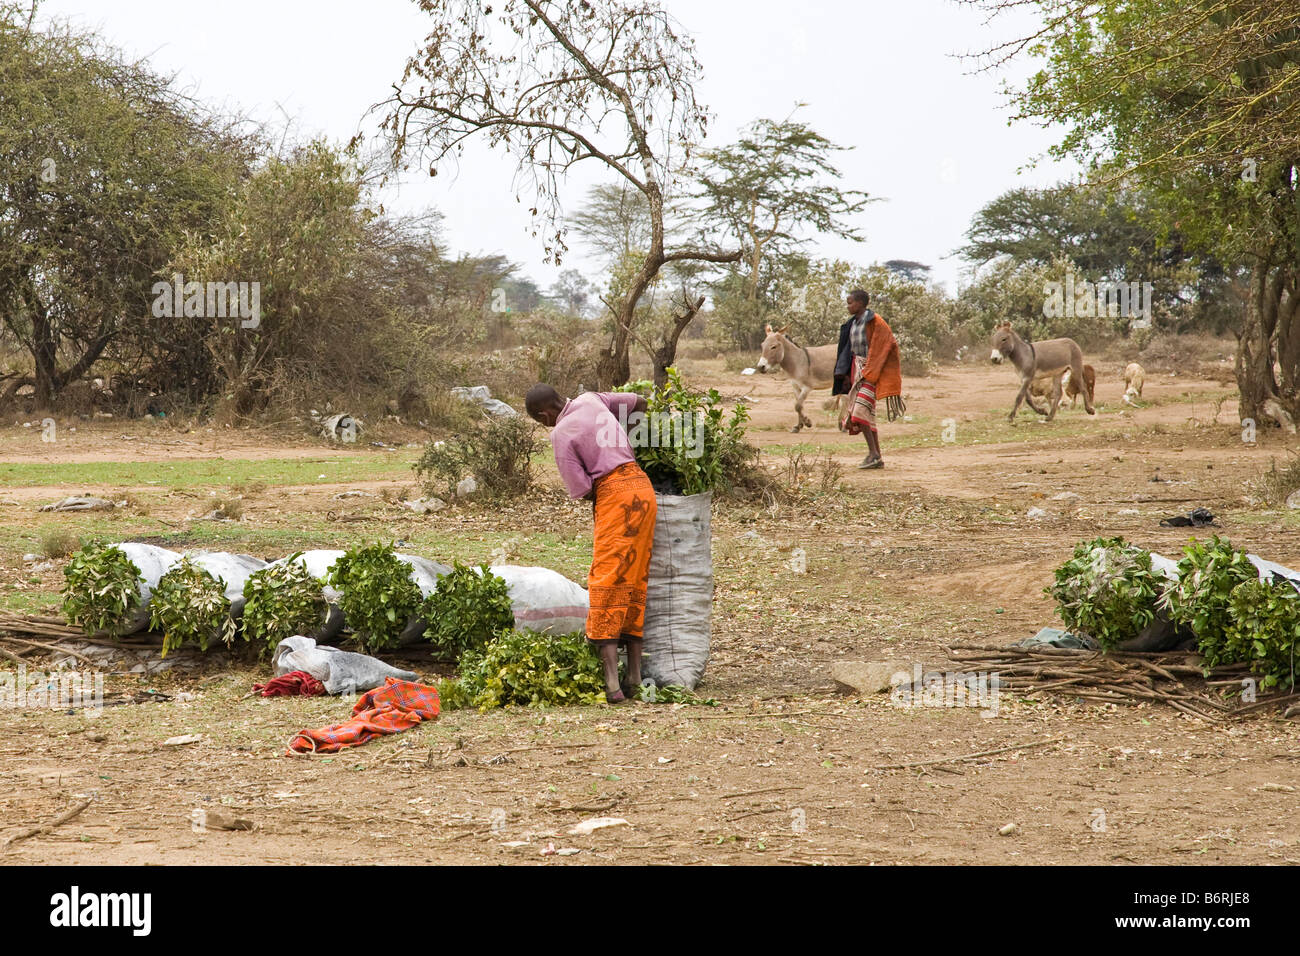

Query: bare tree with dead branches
[374,0,739,387]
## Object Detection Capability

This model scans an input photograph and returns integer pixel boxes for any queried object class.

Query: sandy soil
[2,360,1298,866]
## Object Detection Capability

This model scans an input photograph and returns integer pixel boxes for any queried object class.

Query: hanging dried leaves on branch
[374,0,739,386]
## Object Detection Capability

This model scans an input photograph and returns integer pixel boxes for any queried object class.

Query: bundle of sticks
[0,612,163,668]
[944,642,1300,723]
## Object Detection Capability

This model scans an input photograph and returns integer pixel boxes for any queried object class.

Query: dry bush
[1250,453,1300,507]
[1135,333,1236,380]
[414,414,543,501]
[39,526,80,559]
[780,448,845,500]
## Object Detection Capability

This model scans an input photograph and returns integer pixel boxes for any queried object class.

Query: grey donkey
[990,322,1095,422]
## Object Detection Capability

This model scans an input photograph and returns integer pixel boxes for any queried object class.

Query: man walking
[525,383,656,703]
[833,289,905,468]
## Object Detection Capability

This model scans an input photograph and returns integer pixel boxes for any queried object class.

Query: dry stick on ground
[872,737,1067,772]
[0,644,28,666]
[3,797,93,848]
[1,636,99,666]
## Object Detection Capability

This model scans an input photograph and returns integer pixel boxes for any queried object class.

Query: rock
[456,476,478,497]
[1050,491,1080,501]
[161,734,203,747]
[404,496,447,514]
[192,808,255,831]
[567,816,629,836]
[450,385,518,418]
[1026,507,1048,519]
[998,823,1019,836]
[39,496,115,513]
[1286,490,1300,510]
[830,661,911,695]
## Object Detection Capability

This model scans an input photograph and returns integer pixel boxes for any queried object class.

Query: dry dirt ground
[2,357,1298,866]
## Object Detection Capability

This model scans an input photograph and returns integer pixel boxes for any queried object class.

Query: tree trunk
[651,293,705,389]
[26,286,60,410]
[1235,258,1282,424]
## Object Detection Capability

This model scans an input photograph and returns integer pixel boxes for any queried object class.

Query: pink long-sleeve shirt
[551,392,642,499]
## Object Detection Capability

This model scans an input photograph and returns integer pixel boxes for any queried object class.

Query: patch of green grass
[0,455,417,491]
[0,588,61,614]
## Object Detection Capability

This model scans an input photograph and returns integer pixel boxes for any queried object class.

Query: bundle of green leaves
[421,561,514,658]
[240,556,326,653]
[1225,579,1300,690]
[62,544,143,635]
[617,367,755,496]
[1159,537,1258,669]
[148,557,237,657]
[327,543,423,652]
[1048,536,1164,650]
[442,629,605,710]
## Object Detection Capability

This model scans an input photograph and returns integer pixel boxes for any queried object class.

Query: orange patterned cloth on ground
[586,461,656,644]
[287,678,439,754]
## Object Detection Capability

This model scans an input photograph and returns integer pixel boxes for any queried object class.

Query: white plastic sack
[114,543,183,634]
[488,565,590,635]
[642,492,712,689]
[186,552,269,610]
[271,635,419,695]
[396,553,450,597]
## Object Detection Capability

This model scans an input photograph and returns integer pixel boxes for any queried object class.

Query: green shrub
[1159,537,1258,669]
[413,414,542,501]
[449,629,605,710]
[1226,579,1300,690]
[1048,536,1164,650]
[420,561,515,659]
[149,557,237,656]
[62,544,143,635]
[241,556,326,653]
[328,543,422,652]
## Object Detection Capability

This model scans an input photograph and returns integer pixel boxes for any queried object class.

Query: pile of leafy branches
[1048,537,1165,650]
[617,367,759,496]
[421,561,515,658]
[440,629,605,710]
[1159,537,1259,669]
[413,414,542,501]
[148,557,237,657]
[62,544,143,635]
[327,543,422,652]
[241,556,326,652]
[1226,579,1300,690]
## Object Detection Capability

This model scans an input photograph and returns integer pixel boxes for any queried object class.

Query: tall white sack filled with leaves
[642,492,712,689]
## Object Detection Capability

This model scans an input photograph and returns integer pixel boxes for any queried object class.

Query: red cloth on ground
[287,678,440,755]
[254,670,326,697]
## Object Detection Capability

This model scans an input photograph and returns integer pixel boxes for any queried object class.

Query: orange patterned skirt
[587,461,657,644]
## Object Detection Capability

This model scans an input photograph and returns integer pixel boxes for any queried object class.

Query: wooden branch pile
[946,642,1300,722]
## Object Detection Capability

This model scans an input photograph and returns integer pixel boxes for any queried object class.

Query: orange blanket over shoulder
[860,313,903,399]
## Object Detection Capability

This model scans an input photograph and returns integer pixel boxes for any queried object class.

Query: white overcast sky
[40,0,1078,295]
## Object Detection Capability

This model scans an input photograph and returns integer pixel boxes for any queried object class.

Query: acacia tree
[0,5,251,407]
[377,0,739,387]
[971,0,1300,430]
[694,114,870,348]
